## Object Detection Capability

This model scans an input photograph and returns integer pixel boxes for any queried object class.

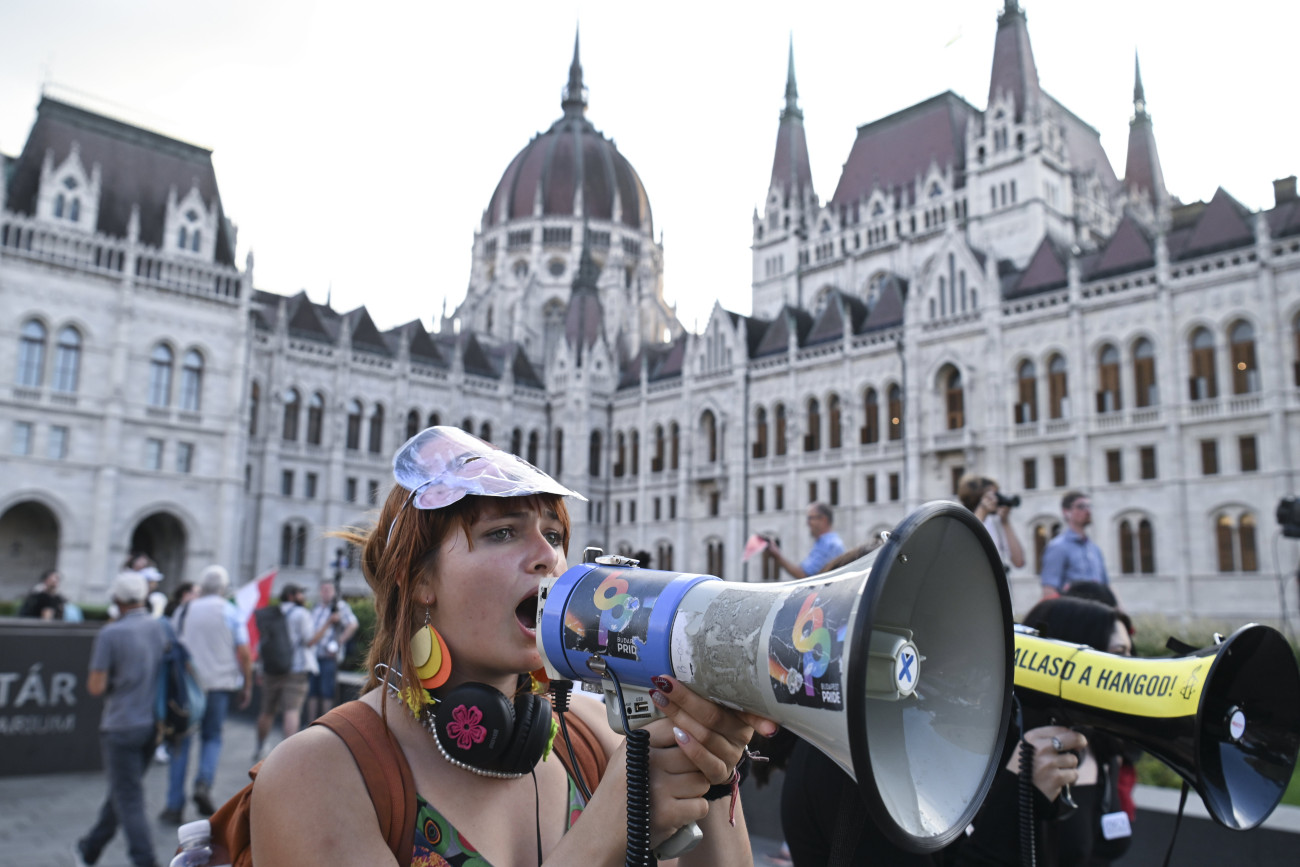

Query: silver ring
[1050,736,1064,752]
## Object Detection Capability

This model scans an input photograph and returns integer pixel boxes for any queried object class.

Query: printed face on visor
[392,426,587,512]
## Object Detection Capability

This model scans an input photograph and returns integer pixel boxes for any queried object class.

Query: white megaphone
[537,501,1015,853]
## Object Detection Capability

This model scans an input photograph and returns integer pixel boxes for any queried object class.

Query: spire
[565,221,605,363]
[1123,51,1167,215]
[1133,51,1147,116]
[988,0,1040,122]
[782,34,802,122]
[768,37,814,202]
[561,26,587,118]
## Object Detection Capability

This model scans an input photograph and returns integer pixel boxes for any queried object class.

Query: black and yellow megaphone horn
[1013,623,1300,830]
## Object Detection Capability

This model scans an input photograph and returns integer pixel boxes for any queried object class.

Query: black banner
[0,618,105,776]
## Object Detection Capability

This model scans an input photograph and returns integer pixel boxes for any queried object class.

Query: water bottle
[169,819,213,867]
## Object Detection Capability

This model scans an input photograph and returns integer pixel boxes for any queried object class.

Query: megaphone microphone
[537,501,1015,853]
[1013,623,1300,830]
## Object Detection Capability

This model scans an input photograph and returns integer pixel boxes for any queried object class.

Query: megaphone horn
[538,501,1015,853]
[1013,623,1300,830]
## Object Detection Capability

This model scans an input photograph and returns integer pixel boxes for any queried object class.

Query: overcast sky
[2,1,1296,332]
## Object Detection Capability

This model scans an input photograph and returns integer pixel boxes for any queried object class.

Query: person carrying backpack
[252,583,315,762]
[246,426,773,866]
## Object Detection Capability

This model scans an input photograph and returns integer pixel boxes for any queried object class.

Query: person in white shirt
[305,579,358,720]
[958,474,1026,577]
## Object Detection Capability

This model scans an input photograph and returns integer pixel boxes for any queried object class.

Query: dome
[484,37,652,235]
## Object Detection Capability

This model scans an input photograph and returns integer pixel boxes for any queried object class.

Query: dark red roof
[1088,216,1154,279]
[6,97,235,264]
[830,92,978,209]
[987,2,1041,122]
[1175,187,1254,260]
[1009,235,1069,296]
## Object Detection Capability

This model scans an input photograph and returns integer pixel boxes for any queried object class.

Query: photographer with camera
[958,474,1026,577]
[305,578,359,721]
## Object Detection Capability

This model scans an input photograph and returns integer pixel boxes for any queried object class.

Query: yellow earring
[411,608,451,689]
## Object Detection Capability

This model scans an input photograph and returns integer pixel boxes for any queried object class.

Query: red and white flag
[235,568,277,659]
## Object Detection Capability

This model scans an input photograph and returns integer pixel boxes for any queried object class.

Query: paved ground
[0,714,790,866]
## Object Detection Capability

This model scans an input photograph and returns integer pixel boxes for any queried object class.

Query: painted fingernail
[673,726,691,745]
[650,689,669,708]
[651,676,673,693]
[761,722,779,737]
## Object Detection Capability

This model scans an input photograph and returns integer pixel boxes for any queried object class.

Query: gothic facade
[2,2,1298,622]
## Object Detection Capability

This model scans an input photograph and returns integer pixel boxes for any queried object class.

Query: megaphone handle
[653,822,704,860]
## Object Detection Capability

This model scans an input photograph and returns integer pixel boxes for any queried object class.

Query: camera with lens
[995,492,1021,509]
[1278,496,1300,538]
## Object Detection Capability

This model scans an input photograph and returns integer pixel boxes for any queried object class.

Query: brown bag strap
[553,707,608,796]
[314,702,416,867]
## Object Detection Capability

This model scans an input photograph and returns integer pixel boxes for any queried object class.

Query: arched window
[306,392,325,445]
[753,407,769,458]
[281,388,301,440]
[804,398,821,452]
[670,422,680,470]
[69,198,81,222]
[944,367,964,430]
[828,393,842,449]
[888,384,904,440]
[149,344,174,407]
[701,410,718,463]
[248,381,260,435]
[1133,338,1157,407]
[368,404,385,453]
[461,417,473,433]
[1048,354,1068,419]
[657,541,674,572]
[511,427,523,456]
[1216,512,1259,572]
[17,319,47,387]
[1016,360,1037,424]
[630,430,640,476]
[774,403,788,455]
[652,424,665,472]
[554,428,564,477]
[54,193,65,219]
[346,399,363,450]
[280,521,308,567]
[528,430,539,465]
[427,411,441,428]
[1096,344,1121,413]
[614,431,627,477]
[1189,327,1217,400]
[1118,517,1155,574]
[1229,321,1258,394]
[861,388,879,444]
[706,539,725,579]
[52,326,81,393]
[179,349,203,411]
[406,409,421,440]
[589,431,602,477]
[1292,312,1300,387]
[178,226,188,249]
[479,421,492,443]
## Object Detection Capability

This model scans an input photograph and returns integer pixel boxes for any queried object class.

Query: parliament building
[2,2,1298,622]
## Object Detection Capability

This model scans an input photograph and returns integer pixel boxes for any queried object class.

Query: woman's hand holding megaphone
[1015,725,1090,804]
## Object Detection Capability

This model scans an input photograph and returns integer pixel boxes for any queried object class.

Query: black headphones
[431,682,553,776]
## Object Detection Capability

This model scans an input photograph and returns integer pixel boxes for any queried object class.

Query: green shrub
[343,596,376,673]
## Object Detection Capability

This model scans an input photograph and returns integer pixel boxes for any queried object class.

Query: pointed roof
[346,308,392,357]
[1123,53,1168,212]
[829,92,978,208]
[564,227,605,360]
[1171,187,1254,260]
[286,292,331,341]
[988,1,1041,121]
[401,320,447,367]
[1008,235,1070,297]
[5,97,236,264]
[1087,215,1154,279]
[768,38,815,201]
[511,345,545,388]
[752,306,813,358]
[805,295,848,346]
[461,333,496,378]
[861,276,906,331]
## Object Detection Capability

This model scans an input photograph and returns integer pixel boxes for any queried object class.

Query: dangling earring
[411,607,452,690]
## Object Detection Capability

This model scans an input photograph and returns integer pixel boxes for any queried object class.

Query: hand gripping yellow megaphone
[1012,623,1300,830]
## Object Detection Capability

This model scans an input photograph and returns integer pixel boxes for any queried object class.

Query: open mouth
[515,593,539,631]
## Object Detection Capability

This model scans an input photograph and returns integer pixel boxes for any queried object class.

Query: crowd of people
[37,432,1148,867]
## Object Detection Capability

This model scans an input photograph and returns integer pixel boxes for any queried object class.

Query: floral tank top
[411,773,587,867]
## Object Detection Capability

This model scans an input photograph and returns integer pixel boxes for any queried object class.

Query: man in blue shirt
[766,501,846,579]
[75,571,169,867]
[1040,491,1110,598]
